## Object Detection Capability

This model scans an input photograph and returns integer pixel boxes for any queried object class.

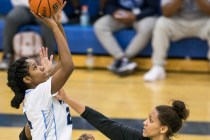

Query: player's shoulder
[35,77,52,90]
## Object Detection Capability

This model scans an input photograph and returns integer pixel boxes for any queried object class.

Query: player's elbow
[65,61,75,75]
[69,62,75,73]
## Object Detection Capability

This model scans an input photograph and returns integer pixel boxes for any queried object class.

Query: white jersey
[23,77,72,140]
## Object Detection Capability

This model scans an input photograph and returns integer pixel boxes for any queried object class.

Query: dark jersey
[81,106,150,140]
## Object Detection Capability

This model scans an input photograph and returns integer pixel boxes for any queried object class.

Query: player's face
[26,59,49,86]
[142,108,167,138]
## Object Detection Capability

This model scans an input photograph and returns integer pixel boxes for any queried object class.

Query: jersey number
[66,107,72,125]
[58,100,72,125]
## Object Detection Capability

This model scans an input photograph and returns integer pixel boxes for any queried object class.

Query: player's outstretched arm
[32,5,74,94]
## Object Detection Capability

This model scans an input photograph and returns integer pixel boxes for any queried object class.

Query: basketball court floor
[0,68,210,140]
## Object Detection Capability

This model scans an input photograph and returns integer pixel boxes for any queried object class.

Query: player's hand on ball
[53,1,67,24]
[31,11,57,31]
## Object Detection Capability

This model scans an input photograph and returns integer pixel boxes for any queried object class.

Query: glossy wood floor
[0,69,210,140]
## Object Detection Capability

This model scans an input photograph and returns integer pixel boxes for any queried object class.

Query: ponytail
[172,100,189,121]
[7,57,29,109]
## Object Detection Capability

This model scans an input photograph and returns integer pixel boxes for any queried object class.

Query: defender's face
[142,108,163,138]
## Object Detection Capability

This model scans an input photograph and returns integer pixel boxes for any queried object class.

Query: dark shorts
[19,126,28,140]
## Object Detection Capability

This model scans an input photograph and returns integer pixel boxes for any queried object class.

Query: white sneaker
[0,61,9,70]
[117,61,137,73]
[143,66,166,82]
[107,59,122,72]
[0,58,11,70]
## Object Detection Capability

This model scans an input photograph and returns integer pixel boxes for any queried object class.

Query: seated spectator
[64,0,107,24]
[94,0,160,76]
[98,0,107,17]
[0,0,58,70]
[91,0,108,23]
[144,0,210,82]
[64,0,81,24]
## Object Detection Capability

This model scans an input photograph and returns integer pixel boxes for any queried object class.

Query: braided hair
[7,57,29,109]
[156,100,190,138]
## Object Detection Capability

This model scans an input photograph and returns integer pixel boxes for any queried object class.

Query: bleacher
[0,0,209,72]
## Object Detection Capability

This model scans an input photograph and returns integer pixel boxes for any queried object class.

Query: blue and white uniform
[23,77,72,140]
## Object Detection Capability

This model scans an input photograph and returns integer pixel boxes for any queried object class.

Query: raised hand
[31,11,57,30]
[114,10,136,26]
[39,47,53,74]
[53,1,67,25]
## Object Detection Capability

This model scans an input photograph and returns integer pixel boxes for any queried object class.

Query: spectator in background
[64,0,107,24]
[94,0,160,76]
[144,0,210,82]
[92,0,108,23]
[0,0,59,70]
[63,0,81,24]
[98,0,108,17]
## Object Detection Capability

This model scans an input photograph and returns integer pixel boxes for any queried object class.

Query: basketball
[28,0,63,17]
